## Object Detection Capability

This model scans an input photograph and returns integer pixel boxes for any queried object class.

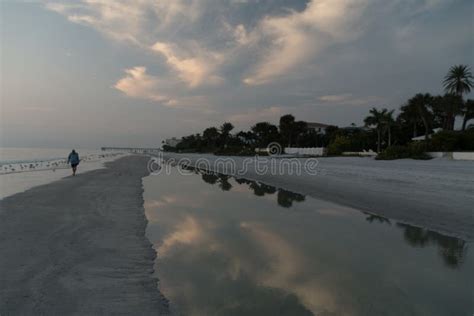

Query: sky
[1,0,473,148]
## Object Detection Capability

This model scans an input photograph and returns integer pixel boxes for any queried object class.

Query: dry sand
[0,156,168,315]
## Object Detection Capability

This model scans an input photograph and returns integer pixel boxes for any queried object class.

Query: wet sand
[162,153,474,241]
[0,156,168,315]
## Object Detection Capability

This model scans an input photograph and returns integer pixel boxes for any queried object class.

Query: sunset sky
[1,0,473,148]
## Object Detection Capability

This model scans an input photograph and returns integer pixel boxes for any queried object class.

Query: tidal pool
[143,167,473,316]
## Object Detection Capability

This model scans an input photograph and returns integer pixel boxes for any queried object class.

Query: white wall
[428,152,474,160]
[284,147,325,156]
[452,152,474,161]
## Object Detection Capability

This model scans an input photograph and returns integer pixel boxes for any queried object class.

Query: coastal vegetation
[164,65,474,159]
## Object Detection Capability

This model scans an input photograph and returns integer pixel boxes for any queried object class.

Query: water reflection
[192,167,307,208]
[363,212,391,225]
[187,167,468,269]
[144,167,473,316]
[397,223,468,268]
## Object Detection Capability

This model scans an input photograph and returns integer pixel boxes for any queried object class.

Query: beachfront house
[306,122,331,134]
[412,128,443,141]
[164,137,180,148]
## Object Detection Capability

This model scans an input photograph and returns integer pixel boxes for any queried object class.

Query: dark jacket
[68,152,80,164]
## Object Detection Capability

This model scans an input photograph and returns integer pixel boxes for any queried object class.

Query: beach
[1,152,473,314]
[162,153,474,241]
[0,156,168,315]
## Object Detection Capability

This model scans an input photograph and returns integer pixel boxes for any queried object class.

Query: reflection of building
[306,122,330,134]
[164,137,180,148]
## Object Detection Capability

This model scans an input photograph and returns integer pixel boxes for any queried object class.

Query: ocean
[0,147,126,199]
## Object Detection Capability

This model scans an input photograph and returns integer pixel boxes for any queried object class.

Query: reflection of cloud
[159,216,203,256]
[316,207,355,217]
[144,195,178,209]
[240,221,339,315]
[145,195,179,223]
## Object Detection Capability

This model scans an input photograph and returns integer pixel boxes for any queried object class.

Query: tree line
[165,64,473,157]
[164,114,333,155]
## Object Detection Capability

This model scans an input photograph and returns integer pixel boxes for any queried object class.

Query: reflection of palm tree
[396,223,467,268]
[217,174,232,191]
[363,212,391,225]
[235,178,253,185]
[202,173,219,185]
[249,182,277,196]
[277,189,305,208]
[397,223,431,247]
[203,174,306,208]
[429,231,467,268]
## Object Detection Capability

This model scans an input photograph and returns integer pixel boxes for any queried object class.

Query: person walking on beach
[67,149,80,176]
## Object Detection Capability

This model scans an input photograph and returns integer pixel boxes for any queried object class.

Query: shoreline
[0,156,168,315]
[161,153,474,241]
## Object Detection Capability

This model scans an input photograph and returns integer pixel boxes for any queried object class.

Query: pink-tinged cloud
[114,66,171,103]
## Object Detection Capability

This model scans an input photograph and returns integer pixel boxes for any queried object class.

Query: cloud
[114,66,171,103]
[318,94,384,106]
[151,42,224,88]
[45,0,205,45]
[243,0,369,85]
[43,0,466,124]
[21,106,54,112]
[45,0,456,91]
[228,106,285,126]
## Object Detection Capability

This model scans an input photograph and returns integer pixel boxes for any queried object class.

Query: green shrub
[376,145,409,160]
[429,130,474,151]
[214,146,255,156]
[408,142,431,159]
[327,135,351,155]
[459,130,474,151]
[376,143,431,160]
[430,131,460,151]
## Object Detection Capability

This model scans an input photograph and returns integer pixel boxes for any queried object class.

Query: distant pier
[101,147,161,154]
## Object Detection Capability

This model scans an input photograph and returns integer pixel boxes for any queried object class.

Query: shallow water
[143,167,473,316]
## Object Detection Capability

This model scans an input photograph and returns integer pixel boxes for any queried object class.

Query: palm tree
[399,103,421,138]
[407,94,433,140]
[364,108,388,152]
[443,65,473,97]
[203,127,220,148]
[462,99,474,130]
[383,110,395,146]
[279,114,295,147]
[432,94,463,130]
[220,122,234,135]
[219,122,234,147]
[443,65,473,130]
[251,122,279,147]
